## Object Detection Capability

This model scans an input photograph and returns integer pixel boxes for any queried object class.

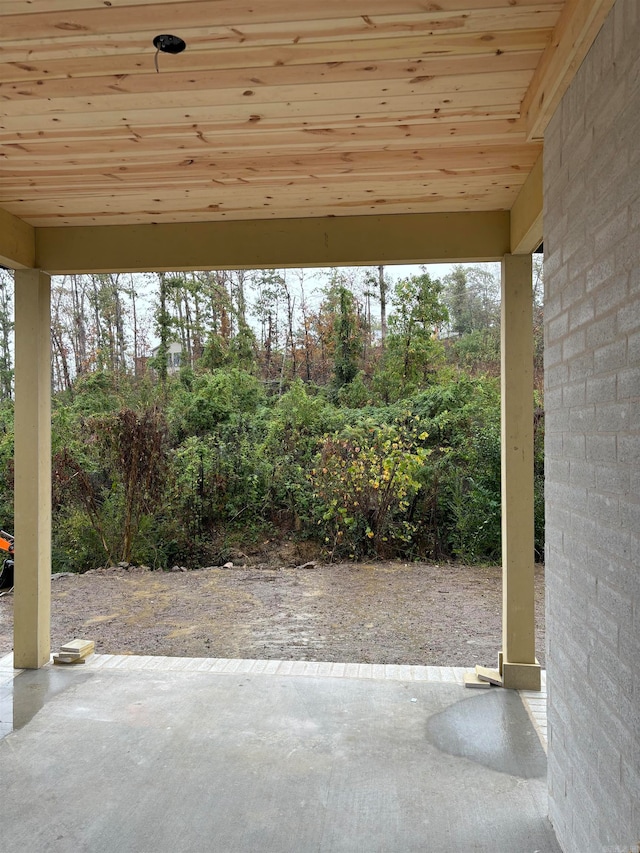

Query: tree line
[0,261,544,571]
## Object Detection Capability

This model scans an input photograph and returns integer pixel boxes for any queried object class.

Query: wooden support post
[500,253,540,691]
[13,270,51,669]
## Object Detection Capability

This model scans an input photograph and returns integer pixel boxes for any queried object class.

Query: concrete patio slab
[0,654,558,852]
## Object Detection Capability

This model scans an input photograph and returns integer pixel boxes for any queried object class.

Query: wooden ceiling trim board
[5,175,526,209]
[0,149,520,177]
[0,4,563,42]
[0,206,35,269]
[7,164,524,188]
[1,109,526,141]
[510,151,543,253]
[0,89,525,132]
[0,70,537,113]
[0,30,554,67]
[3,180,525,222]
[0,142,540,176]
[0,120,527,160]
[521,0,616,140]
[23,196,513,228]
[0,31,554,75]
[0,49,541,87]
[12,182,520,206]
[0,117,528,158]
[2,0,563,19]
[18,203,519,229]
[0,185,530,214]
[0,124,528,165]
[0,24,561,66]
[0,62,538,102]
[34,210,511,273]
[8,178,521,220]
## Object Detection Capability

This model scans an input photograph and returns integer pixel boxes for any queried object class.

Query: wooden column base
[501,659,541,691]
[464,658,541,691]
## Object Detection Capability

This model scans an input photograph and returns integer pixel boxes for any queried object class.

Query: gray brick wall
[544,0,640,850]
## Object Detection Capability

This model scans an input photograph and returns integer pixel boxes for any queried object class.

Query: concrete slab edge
[0,651,547,747]
[82,654,473,683]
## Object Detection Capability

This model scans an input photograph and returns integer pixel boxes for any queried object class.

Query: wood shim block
[463,672,492,689]
[475,665,503,686]
[60,639,94,657]
[53,654,86,665]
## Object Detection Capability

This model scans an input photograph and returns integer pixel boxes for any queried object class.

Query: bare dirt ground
[0,559,546,667]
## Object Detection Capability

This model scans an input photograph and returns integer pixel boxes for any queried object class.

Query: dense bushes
[311,417,430,559]
[0,263,545,571]
[10,363,544,572]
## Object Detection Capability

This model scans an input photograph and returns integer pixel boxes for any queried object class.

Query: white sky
[386,263,455,281]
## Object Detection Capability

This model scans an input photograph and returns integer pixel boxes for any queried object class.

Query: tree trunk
[379,265,387,348]
[70,274,88,376]
[0,274,13,398]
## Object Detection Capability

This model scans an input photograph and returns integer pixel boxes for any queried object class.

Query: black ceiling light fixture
[153,34,186,73]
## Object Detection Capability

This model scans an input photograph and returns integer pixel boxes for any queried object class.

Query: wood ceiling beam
[34,211,510,274]
[521,0,616,140]
[0,206,35,269]
[510,152,543,254]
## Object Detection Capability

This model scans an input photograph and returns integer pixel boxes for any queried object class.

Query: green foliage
[0,272,14,400]
[53,501,165,573]
[4,265,546,572]
[65,370,121,415]
[400,376,503,561]
[52,507,109,574]
[199,333,230,371]
[450,328,500,374]
[337,371,373,408]
[374,272,448,401]
[262,379,344,530]
[150,273,176,387]
[445,422,502,562]
[311,418,431,559]
[0,400,14,530]
[169,418,269,533]
[333,286,362,388]
[53,407,168,566]
[168,367,265,440]
[90,407,168,563]
[443,266,473,336]
[198,323,258,372]
[230,322,258,371]
[442,264,500,335]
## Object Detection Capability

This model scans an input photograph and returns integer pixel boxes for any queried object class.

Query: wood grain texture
[521,0,616,139]
[0,1,606,234]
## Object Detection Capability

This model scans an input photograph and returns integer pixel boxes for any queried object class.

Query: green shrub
[168,367,265,440]
[311,417,430,559]
[262,380,344,529]
[52,507,107,574]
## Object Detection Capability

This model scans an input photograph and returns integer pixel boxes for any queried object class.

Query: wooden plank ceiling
[0,1,564,229]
